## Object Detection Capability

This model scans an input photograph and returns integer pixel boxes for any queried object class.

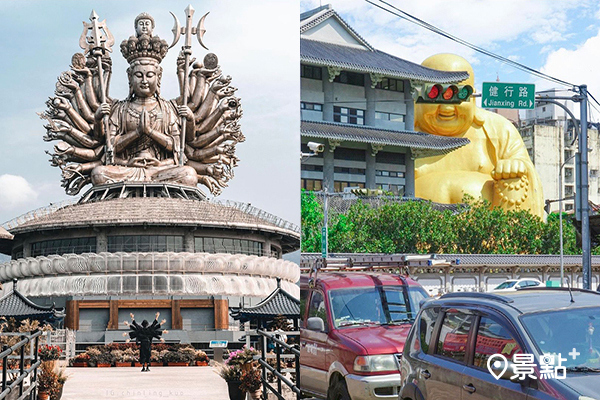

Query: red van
[299,272,429,400]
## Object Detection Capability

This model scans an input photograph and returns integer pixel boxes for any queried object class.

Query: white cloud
[0,175,38,210]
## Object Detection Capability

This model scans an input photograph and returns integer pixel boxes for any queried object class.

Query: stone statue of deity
[414,54,544,218]
[40,11,244,195]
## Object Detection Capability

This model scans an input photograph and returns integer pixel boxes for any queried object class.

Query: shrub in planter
[178,347,196,364]
[123,348,137,364]
[69,353,90,367]
[162,350,189,365]
[38,361,59,399]
[39,345,62,362]
[95,350,115,367]
[84,347,102,367]
[112,350,131,367]
[195,350,209,365]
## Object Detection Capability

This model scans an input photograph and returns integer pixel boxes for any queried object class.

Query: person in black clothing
[125,312,166,372]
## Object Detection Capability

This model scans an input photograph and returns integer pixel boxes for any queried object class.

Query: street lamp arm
[535,97,579,146]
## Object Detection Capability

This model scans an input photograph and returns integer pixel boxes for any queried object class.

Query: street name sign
[482,82,535,109]
[321,227,327,258]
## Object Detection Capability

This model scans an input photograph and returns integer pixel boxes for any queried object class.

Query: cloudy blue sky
[0,1,299,226]
[301,0,600,118]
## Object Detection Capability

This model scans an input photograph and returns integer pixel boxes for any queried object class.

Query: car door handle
[462,384,476,393]
[420,370,431,379]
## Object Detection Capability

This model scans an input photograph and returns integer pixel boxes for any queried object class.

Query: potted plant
[53,366,69,400]
[38,361,58,400]
[195,350,210,366]
[84,347,101,367]
[123,348,137,367]
[112,350,130,367]
[95,350,115,367]
[240,368,262,400]
[216,364,244,400]
[178,347,196,365]
[39,345,61,363]
[149,350,162,367]
[69,353,90,368]
[163,350,190,366]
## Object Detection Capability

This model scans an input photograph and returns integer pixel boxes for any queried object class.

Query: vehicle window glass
[407,286,429,319]
[435,310,473,363]
[495,281,516,290]
[473,317,522,370]
[417,307,439,355]
[527,281,539,287]
[300,288,308,327]
[308,291,327,329]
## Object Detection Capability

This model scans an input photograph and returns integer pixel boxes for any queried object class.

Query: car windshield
[521,307,600,370]
[329,285,428,328]
[495,281,517,289]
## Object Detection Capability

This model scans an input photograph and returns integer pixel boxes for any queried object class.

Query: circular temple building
[0,183,300,345]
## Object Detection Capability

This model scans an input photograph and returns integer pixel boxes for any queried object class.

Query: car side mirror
[307,317,325,332]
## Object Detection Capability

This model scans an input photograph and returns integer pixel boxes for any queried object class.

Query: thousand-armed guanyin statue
[39,8,244,195]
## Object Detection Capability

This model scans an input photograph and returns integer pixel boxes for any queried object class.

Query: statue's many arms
[40,12,244,196]
[414,53,544,218]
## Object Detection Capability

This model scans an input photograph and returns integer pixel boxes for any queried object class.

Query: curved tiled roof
[231,285,299,323]
[0,227,12,240]
[301,120,469,157]
[301,38,469,83]
[0,287,64,320]
[10,197,300,242]
[301,6,374,51]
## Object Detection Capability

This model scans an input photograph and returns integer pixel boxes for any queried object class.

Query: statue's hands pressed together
[491,159,527,180]
[138,109,152,136]
[95,102,111,121]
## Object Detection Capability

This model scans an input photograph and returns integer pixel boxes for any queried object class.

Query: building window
[302,179,323,191]
[375,78,404,92]
[375,170,405,178]
[565,204,574,211]
[542,106,546,112]
[565,185,574,196]
[31,237,97,257]
[335,147,366,161]
[11,245,23,260]
[591,169,598,178]
[301,102,323,111]
[376,151,406,165]
[334,167,366,175]
[301,164,324,172]
[301,65,322,80]
[375,112,405,122]
[334,181,365,192]
[107,235,183,252]
[333,71,365,86]
[334,106,365,125]
[194,237,265,257]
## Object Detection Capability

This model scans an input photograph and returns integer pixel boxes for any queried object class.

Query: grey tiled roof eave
[301,38,469,83]
[0,289,64,319]
[301,120,469,157]
[300,7,374,50]
[231,287,300,321]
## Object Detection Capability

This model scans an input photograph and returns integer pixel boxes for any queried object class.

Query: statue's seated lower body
[91,165,198,187]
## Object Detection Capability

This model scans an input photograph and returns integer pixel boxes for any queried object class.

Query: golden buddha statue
[414,53,544,218]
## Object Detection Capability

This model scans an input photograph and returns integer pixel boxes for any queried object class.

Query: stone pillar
[97,231,108,253]
[323,141,335,191]
[404,80,414,131]
[171,300,182,330]
[366,149,377,189]
[184,231,195,252]
[323,67,334,122]
[365,75,376,126]
[405,152,415,197]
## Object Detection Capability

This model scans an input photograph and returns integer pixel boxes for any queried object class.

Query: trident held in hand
[79,10,115,165]
[169,5,210,166]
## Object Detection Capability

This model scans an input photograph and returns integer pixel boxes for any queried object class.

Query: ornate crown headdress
[120,34,169,64]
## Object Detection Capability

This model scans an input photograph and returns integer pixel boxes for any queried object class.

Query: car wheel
[330,379,351,400]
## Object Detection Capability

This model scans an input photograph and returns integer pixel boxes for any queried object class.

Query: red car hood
[336,324,411,355]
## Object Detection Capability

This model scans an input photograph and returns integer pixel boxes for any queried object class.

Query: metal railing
[255,330,301,400]
[1,200,76,230]
[213,200,300,234]
[0,330,42,400]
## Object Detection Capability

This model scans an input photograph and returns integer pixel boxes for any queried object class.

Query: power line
[366,0,576,88]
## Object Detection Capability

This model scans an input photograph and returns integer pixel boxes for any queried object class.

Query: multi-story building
[300,5,469,195]
[520,88,600,212]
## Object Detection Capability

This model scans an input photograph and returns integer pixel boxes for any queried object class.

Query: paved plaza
[61,366,228,400]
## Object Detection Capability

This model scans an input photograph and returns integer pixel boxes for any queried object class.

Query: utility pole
[578,85,591,289]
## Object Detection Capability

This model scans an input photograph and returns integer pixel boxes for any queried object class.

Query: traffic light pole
[536,87,591,289]
[578,85,592,290]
